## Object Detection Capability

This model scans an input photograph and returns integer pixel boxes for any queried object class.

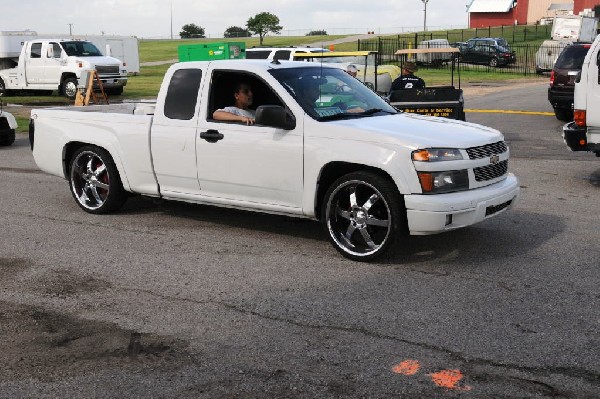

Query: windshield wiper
[318,112,360,121]
[359,108,397,116]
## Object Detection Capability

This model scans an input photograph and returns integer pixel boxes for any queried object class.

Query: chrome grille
[466,141,507,159]
[474,160,508,181]
[95,65,119,75]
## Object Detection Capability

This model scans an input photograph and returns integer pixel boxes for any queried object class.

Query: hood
[310,113,504,149]
[70,56,122,66]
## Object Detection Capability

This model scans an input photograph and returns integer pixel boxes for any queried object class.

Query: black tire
[69,146,127,214]
[321,171,406,261]
[106,86,124,96]
[61,77,79,100]
[554,108,573,122]
[489,58,499,67]
[0,78,13,96]
[0,129,15,147]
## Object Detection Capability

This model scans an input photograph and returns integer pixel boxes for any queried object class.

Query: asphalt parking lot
[0,81,599,398]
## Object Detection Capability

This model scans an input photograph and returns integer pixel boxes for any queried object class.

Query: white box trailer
[0,31,139,74]
[416,39,452,66]
[551,16,599,43]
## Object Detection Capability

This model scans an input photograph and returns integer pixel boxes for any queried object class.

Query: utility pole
[68,23,73,36]
[421,0,429,32]
[170,1,173,39]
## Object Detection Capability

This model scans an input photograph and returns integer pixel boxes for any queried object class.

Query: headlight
[417,170,469,194]
[412,148,463,162]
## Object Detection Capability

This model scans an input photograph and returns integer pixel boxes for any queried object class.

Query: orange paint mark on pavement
[430,369,471,391]
[392,360,421,376]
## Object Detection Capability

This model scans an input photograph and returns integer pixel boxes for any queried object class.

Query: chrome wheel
[323,172,404,261]
[63,78,78,100]
[69,146,127,214]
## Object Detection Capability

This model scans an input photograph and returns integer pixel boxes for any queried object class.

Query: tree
[224,26,251,38]
[246,12,282,45]
[180,23,205,39]
[306,30,327,36]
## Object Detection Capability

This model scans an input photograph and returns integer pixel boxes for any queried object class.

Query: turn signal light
[574,109,586,127]
[418,173,433,192]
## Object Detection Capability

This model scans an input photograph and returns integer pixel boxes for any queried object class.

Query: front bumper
[97,76,128,88]
[562,121,588,151]
[404,174,520,235]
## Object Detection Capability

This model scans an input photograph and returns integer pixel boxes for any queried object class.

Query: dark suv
[548,42,592,121]
[458,37,516,67]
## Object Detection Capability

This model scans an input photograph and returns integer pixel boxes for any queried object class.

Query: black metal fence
[357,24,558,75]
[358,36,565,75]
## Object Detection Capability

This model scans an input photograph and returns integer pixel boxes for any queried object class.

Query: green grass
[15,116,29,133]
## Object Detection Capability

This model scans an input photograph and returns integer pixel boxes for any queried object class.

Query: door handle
[200,129,224,143]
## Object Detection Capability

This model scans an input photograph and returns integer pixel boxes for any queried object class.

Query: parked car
[458,37,516,67]
[548,42,592,121]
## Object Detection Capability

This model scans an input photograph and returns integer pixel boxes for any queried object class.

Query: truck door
[25,42,45,84]
[150,67,206,195]
[43,42,63,85]
[195,69,303,210]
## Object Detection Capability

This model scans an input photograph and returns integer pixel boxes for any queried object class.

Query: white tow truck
[0,39,127,99]
[563,33,600,157]
[30,60,519,261]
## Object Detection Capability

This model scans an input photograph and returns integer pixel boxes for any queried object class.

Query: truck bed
[31,102,159,195]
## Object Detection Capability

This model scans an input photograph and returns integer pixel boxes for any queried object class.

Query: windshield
[61,41,103,57]
[270,67,397,121]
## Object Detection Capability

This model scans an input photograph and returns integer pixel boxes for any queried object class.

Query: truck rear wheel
[69,146,127,214]
[62,77,79,100]
[321,171,406,261]
[0,128,15,147]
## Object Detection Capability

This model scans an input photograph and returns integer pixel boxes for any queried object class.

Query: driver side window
[208,71,286,125]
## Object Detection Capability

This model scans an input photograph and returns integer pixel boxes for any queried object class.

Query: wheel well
[62,142,116,179]
[314,162,399,220]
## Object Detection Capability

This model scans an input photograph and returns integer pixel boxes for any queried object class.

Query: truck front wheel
[62,77,79,100]
[321,171,406,261]
[69,146,127,214]
[0,78,13,96]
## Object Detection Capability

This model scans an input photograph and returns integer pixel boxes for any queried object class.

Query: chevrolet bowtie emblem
[490,154,500,165]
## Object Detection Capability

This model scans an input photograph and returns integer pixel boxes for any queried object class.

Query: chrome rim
[70,151,110,210]
[64,81,77,98]
[326,180,391,257]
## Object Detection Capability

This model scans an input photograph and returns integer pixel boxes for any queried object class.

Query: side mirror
[105,44,112,57]
[255,105,295,130]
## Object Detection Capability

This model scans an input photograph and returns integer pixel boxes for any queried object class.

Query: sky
[0,0,471,39]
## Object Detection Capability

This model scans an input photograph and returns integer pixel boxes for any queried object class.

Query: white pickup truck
[30,60,519,261]
[0,39,127,99]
